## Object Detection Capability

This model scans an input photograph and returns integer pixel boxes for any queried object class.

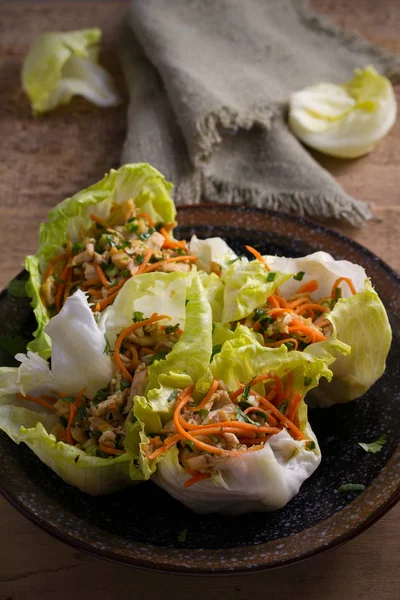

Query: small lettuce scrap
[151,327,325,514]
[289,66,397,158]
[0,292,134,495]
[22,29,120,114]
[25,163,176,357]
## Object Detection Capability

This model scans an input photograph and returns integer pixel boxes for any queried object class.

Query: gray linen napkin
[120,0,400,226]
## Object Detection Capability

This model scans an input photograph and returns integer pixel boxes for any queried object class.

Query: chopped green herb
[306,440,316,451]
[139,228,155,241]
[238,400,252,411]
[130,413,138,424]
[93,387,110,405]
[62,396,76,404]
[132,311,145,322]
[293,271,305,281]
[358,434,387,454]
[125,220,139,233]
[278,399,288,414]
[103,334,113,356]
[0,334,28,356]
[135,254,145,265]
[165,323,180,334]
[120,380,131,390]
[198,409,209,420]
[334,287,342,303]
[304,376,313,387]
[284,341,295,350]
[167,389,180,403]
[120,269,130,278]
[338,483,365,493]
[210,344,222,362]
[234,406,260,426]
[143,351,168,365]
[53,275,65,284]
[177,528,188,543]
[252,308,267,322]
[184,441,195,453]
[176,248,187,256]
[116,241,131,250]
[242,377,255,402]
[266,272,276,282]
[73,400,88,424]
[227,255,244,265]
[72,241,84,255]
[7,280,28,298]
[149,254,163,263]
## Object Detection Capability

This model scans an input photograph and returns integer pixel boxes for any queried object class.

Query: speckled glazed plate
[1,206,399,575]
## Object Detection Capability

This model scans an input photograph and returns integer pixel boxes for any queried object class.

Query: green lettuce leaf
[198,272,224,322]
[0,367,135,495]
[221,260,292,323]
[22,29,120,114]
[25,163,176,356]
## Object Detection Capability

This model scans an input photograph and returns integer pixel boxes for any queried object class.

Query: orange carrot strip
[193,380,219,412]
[87,288,103,297]
[289,319,326,342]
[251,392,307,440]
[62,266,73,304]
[94,289,120,312]
[107,276,130,295]
[42,252,69,282]
[136,248,153,275]
[288,297,310,309]
[245,245,270,271]
[136,212,155,228]
[114,313,171,382]
[98,444,126,456]
[296,280,319,295]
[159,227,187,250]
[89,213,108,228]
[284,370,293,400]
[286,392,303,423]
[294,303,329,315]
[268,308,295,317]
[94,263,110,288]
[148,434,183,461]
[55,282,65,313]
[141,255,198,274]
[66,403,76,445]
[184,472,212,488]
[267,295,280,308]
[82,277,101,289]
[331,277,357,298]
[17,393,56,412]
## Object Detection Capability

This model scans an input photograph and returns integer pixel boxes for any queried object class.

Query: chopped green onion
[149,254,163,263]
[266,272,276,282]
[132,311,145,322]
[120,269,130,278]
[72,241,84,255]
[278,399,288,414]
[164,323,180,334]
[198,409,209,420]
[73,399,88,424]
[238,400,252,411]
[209,434,220,444]
[120,380,131,390]
[306,440,316,450]
[176,248,187,256]
[135,254,145,265]
[293,271,305,281]
[143,351,168,365]
[92,387,109,405]
[304,376,313,387]
[284,341,295,350]
[167,389,180,403]
[234,406,260,426]
[125,220,139,233]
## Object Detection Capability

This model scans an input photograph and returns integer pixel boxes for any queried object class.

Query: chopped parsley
[120,269,130,278]
[238,400,252,411]
[358,434,387,454]
[241,377,255,402]
[235,406,260,426]
[135,254,145,265]
[164,323,180,334]
[72,241,84,255]
[338,483,365,493]
[143,351,168,365]
[167,389,180,403]
[132,311,145,322]
[293,271,305,281]
[266,272,276,282]
[177,528,188,543]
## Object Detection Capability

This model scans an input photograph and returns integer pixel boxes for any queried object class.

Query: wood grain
[0,1,399,598]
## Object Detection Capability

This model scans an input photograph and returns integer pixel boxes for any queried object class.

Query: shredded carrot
[193,379,219,412]
[87,288,103,297]
[264,338,299,350]
[268,307,295,317]
[159,227,187,250]
[267,295,280,308]
[66,403,76,445]
[89,213,108,228]
[136,248,153,275]
[94,263,110,288]
[289,319,326,343]
[331,277,357,298]
[189,424,281,436]
[288,297,310,309]
[98,444,126,456]
[148,434,183,461]
[94,289,120,312]
[294,303,329,315]
[55,282,65,313]
[42,252,69,282]
[245,245,270,271]
[184,472,212,488]
[136,212,155,228]
[114,313,171,382]
[82,277,101,289]
[62,266,73,304]
[296,280,319,295]
[107,276,130,295]
[17,393,56,412]
[141,255,198,274]
[286,392,303,423]
[284,370,293,400]
[243,406,270,420]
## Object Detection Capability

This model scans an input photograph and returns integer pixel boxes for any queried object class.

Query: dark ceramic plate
[0,206,399,575]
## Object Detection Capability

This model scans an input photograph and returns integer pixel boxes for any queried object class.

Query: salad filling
[40,200,195,316]
[17,312,182,456]
[144,371,313,488]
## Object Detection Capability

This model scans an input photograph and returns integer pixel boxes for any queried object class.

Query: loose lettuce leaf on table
[22,29,120,114]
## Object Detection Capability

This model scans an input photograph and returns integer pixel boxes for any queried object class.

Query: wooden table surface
[0,1,399,598]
